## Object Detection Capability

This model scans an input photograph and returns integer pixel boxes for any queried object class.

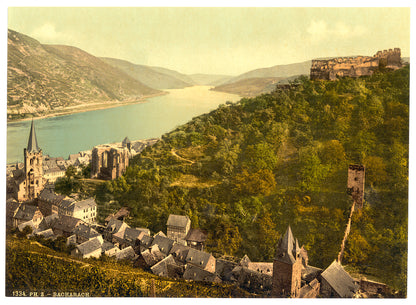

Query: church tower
[272,225,303,298]
[23,119,44,200]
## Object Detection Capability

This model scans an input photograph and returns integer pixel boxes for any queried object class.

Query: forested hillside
[96,66,409,292]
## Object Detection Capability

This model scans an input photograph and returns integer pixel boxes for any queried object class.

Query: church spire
[27,119,40,153]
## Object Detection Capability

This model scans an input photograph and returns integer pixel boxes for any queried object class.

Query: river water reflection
[7,86,239,163]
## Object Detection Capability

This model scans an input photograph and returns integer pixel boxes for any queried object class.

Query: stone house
[6,198,22,230]
[71,237,103,259]
[230,265,273,293]
[151,234,175,256]
[37,187,65,216]
[299,278,321,298]
[166,214,191,245]
[34,228,56,240]
[104,207,130,225]
[185,228,207,250]
[58,197,97,224]
[215,258,238,282]
[320,260,358,298]
[150,254,179,278]
[115,246,136,261]
[184,248,216,273]
[73,223,102,244]
[359,278,390,296]
[101,241,120,257]
[183,264,221,283]
[239,254,273,276]
[137,244,166,269]
[50,215,84,237]
[169,243,191,263]
[112,227,148,249]
[104,219,130,242]
[12,204,43,230]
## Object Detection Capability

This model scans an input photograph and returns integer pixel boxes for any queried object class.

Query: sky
[7,6,410,76]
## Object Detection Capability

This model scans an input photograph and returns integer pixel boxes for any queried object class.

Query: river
[7,86,240,164]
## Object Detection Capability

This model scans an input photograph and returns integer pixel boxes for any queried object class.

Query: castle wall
[310,48,402,80]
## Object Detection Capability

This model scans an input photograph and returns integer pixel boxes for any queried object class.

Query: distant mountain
[7,29,160,120]
[222,61,311,85]
[148,66,196,87]
[211,61,311,97]
[101,57,194,89]
[188,74,233,86]
[211,77,285,97]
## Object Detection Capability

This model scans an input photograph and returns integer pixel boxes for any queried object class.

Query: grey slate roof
[321,260,358,298]
[169,243,191,263]
[185,248,213,269]
[123,227,144,243]
[52,215,83,234]
[35,228,55,240]
[302,265,322,283]
[71,198,97,213]
[6,199,21,219]
[183,264,221,283]
[150,254,177,277]
[166,214,190,228]
[239,254,251,267]
[106,219,130,234]
[151,235,175,255]
[38,188,65,204]
[73,223,100,240]
[274,225,301,264]
[38,214,60,231]
[215,258,238,281]
[101,241,118,253]
[76,237,102,256]
[185,228,207,243]
[141,245,166,267]
[115,246,136,260]
[27,119,40,153]
[14,204,40,221]
[139,234,154,249]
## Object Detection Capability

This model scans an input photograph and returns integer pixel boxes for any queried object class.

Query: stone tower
[23,119,44,200]
[347,164,365,208]
[272,225,303,298]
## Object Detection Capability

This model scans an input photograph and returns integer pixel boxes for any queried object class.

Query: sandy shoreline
[7,91,168,124]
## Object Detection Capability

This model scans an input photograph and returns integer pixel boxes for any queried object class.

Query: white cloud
[306,20,366,42]
[31,23,60,41]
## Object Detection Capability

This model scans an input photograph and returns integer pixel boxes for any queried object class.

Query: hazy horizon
[8,7,410,75]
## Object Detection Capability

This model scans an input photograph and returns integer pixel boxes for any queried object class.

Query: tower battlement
[310,48,402,81]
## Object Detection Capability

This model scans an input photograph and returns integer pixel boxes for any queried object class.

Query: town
[6,119,390,298]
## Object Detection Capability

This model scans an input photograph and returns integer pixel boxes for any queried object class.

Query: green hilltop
[95,65,409,293]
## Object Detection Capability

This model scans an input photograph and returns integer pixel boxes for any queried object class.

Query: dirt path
[337,201,356,263]
[170,149,195,164]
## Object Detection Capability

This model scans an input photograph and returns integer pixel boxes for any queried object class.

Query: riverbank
[7,91,168,124]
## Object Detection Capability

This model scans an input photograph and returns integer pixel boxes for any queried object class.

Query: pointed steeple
[27,119,40,153]
[275,225,300,264]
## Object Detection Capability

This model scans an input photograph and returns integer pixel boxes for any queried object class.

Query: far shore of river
[7,91,168,124]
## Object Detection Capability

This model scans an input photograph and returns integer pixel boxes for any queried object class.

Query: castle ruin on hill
[310,48,402,81]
